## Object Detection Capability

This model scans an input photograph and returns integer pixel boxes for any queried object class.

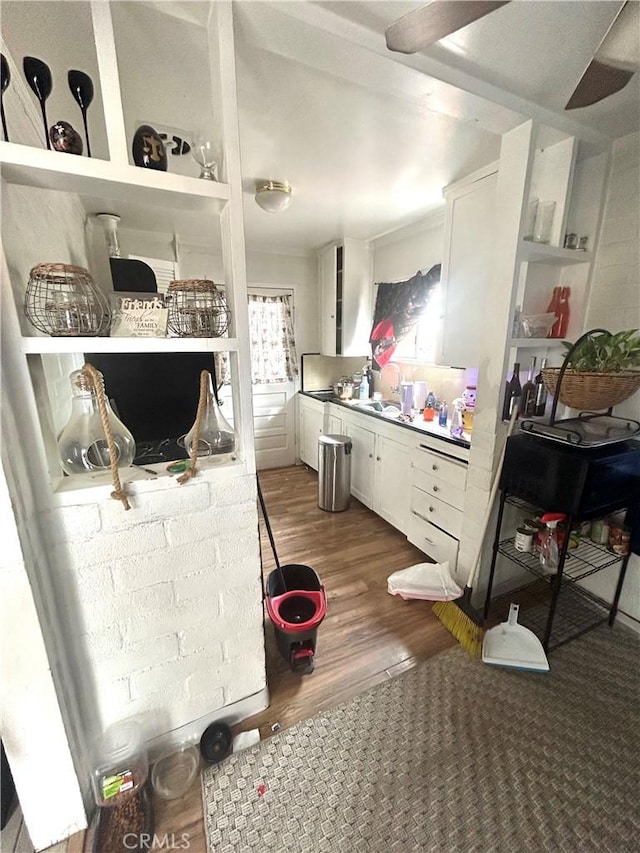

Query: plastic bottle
[359,371,369,400]
[449,401,464,438]
[438,402,448,427]
[539,512,567,573]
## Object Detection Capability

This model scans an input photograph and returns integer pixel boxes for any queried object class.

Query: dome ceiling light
[254,180,293,213]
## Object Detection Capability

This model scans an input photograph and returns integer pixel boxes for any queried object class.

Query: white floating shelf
[520,241,592,265]
[21,336,239,354]
[0,141,230,214]
[509,338,569,348]
[520,240,593,266]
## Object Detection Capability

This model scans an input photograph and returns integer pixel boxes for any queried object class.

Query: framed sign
[110,293,168,337]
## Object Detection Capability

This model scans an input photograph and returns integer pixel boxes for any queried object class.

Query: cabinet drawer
[413,446,467,492]
[411,487,463,539]
[412,468,465,511]
[407,513,459,567]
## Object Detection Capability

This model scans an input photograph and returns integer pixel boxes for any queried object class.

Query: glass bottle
[58,368,135,475]
[557,287,571,338]
[438,401,448,427]
[183,372,238,460]
[502,362,522,420]
[546,287,561,338]
[521,356,537,417]
[533,357,548,417]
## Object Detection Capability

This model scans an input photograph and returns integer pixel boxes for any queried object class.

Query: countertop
[300,390,471,450]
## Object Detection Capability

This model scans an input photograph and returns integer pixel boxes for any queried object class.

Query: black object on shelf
[483,435,640,652]
[520,328,640,447]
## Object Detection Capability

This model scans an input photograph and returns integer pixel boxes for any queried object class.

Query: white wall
[111,229,320,358]
[372,211,445,283]
[580,131,640,626]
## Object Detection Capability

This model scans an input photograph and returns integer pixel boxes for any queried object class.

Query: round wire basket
[166,279,230,338]
[24,262,111,336]
[542,368,640,410]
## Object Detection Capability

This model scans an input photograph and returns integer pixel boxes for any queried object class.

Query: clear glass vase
[183,373,237,461]
[57,369,136,475]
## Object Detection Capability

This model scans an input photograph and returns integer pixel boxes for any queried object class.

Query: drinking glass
[532,201,556,244]
[191,133,220,181]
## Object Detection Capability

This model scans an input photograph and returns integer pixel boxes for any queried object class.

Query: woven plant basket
[542,368,640,410]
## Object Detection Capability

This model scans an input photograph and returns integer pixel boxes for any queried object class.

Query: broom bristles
[433,599,484,658]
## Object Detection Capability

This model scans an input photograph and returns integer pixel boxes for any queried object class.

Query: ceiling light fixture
[254,180,293,213]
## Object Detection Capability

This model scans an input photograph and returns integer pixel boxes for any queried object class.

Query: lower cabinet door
[345,421,376,508]
[374,434,411,534]
[407,512,459,569]
[300,406,324,470]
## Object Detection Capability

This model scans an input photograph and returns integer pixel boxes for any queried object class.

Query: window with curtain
[248,293,298,383]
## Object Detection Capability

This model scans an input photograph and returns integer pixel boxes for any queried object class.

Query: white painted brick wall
[38,472,265,734]
[583,131,640,624]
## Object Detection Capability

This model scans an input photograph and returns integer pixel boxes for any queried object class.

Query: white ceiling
[232,0,639,256]
[153,1,639,257]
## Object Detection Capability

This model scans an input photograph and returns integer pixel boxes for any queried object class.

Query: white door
[248,287,298,470]
[253,381,297,469]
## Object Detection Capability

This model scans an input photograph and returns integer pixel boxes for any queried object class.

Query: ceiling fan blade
[565,58,635,109]
[595,1,639,70]
[385,0,510,55]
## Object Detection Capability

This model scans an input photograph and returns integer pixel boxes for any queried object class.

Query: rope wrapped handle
[177,370,209,486]
[81,363,131,511]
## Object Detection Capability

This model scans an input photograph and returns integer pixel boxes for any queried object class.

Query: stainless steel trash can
[318,434,352,512]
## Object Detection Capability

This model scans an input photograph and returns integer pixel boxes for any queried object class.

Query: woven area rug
[202,625,640,853]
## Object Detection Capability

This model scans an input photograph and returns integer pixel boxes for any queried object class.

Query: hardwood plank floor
[65,464,457,853]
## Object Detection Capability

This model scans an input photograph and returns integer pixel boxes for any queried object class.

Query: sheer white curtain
[248,293,298,383]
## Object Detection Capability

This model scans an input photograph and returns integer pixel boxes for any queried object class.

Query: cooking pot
[333,379,354,400]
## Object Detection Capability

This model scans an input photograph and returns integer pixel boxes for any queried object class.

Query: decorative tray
[520,412,640,447]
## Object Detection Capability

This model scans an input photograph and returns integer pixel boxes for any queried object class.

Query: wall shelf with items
[508,337,568,349]
[1,0,256,501]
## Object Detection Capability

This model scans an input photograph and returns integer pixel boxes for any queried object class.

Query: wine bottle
[533,357,548,417]
[502,361,522,420]
[521,356,537,417]
[557,287,571,338]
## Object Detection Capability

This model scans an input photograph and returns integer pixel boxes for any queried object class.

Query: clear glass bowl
[151,744,200,800]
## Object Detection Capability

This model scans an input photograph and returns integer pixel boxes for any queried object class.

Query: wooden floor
[65,465,457,853]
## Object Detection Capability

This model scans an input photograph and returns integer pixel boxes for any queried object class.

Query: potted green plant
[542,328,640,410]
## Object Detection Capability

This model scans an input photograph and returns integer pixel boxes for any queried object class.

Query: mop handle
[466,404,519,589]
[256,476,287,593]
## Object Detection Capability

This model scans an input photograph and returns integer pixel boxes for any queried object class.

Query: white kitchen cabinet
[298,396,325,469]
[338,406,412,532]
[344,418,377,507]
[327,411,345,435]
[437,164,498,369]
[319,238,373,357]
[373,433,411,534]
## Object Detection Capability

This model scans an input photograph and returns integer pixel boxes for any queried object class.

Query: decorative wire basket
[166,279,230,338]
[24,262,111,337]
[542,368,640,411]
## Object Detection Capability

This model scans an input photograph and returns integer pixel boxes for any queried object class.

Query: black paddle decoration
[68,69,94,157]
[1,54,10,142]
[23,56,52,150]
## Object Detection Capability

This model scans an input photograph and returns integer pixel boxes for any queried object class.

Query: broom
[433,405,519,657]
